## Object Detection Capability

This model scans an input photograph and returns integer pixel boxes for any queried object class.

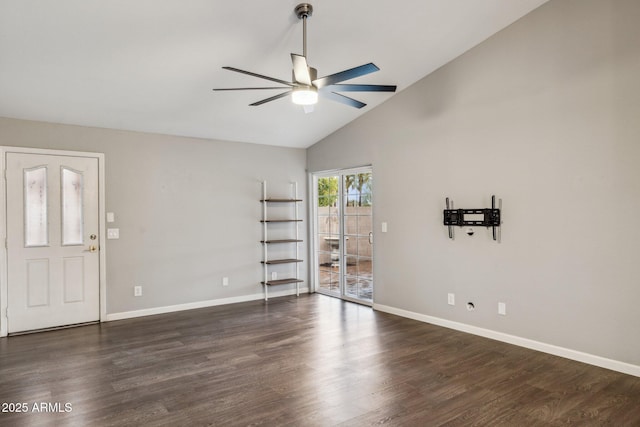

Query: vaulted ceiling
[0,0,549,148]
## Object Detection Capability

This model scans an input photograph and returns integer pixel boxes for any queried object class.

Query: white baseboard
[373,303,640,378]
[105,287,309,322]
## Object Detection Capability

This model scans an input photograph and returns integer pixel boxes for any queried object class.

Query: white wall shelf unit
[260,181,303,300]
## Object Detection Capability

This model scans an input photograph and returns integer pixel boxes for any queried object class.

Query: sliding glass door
[314,168,373,304]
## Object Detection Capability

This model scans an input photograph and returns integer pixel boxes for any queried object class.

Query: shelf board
[261,278,304,286]
[260,219,303,223]
[261,258,303,265]
[260,199,303,203]
[261,239,303,244]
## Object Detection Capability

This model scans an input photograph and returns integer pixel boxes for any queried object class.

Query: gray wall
[307,0,640,366]
[0,117,307,314]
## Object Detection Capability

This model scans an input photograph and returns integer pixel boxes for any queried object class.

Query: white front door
[6,152,100,333]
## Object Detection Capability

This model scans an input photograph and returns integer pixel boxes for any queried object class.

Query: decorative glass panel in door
[24,166,49,247]
[61,167,84,246]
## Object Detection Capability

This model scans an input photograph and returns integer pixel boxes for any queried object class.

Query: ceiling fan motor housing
[293,67,317,86]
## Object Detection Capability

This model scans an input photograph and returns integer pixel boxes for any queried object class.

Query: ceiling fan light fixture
[213,2,396,109]
[292,86,318,105]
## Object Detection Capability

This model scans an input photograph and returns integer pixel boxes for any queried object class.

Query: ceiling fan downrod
[295,3,313,58]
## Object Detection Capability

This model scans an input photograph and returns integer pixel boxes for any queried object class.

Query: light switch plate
[381,222,388,233]
[498,302,507,316]
[106,212,115,223]
[107,228,120,239]
[448,293,455,306]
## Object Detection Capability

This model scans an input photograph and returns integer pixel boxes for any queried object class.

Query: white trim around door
[0,146,106,337]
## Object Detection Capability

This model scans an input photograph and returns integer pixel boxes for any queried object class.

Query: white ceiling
[0,0,549,148]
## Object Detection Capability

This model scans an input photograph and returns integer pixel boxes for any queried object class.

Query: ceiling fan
[213,3,396,111]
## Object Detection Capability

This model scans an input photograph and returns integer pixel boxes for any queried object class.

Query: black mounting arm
[443,195,501,241]
[443,208,500,227]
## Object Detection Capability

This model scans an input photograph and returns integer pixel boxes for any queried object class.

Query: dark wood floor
[1,294,639,426]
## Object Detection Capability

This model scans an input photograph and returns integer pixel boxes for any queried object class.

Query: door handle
[369,232,373,244]
[85,245,98,253]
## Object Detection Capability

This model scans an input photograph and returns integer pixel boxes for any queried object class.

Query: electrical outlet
[222,277,229,287]
[447,293,455,306]
[498,302,506,315]
[134,286,142,297]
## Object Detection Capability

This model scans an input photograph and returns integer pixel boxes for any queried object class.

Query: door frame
[0,146,106,337]
[309,165,374,306]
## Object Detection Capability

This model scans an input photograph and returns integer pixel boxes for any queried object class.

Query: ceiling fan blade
[291,54,312,85]
[313,63,380,89]
[322,91,366,109]
[213,87,291,91]
[324,84,397,92]
[249,90,292,106]
[222,66,295,87]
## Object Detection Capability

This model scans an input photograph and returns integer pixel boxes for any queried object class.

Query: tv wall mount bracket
[443,195,502,241]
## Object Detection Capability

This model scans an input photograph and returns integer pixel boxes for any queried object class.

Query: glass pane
[358,279,373,301]
[318,177,339,198]
[345,235,357,256]
[357,237,372,257]
[358,174,373,209]
[346,256,358,276]
[328,213,339,235]
[24,167,48,247]
[345,194,359,210]
[345,173,372,210]
[323,235,341,262]
[318,251,333,269]
[317,204,331,218]
[319,269,332,293]
[317,196,335,209]
[62,167,84,245]
[330,272,341,293]
[358,257,373,279]
[358,193,372,208]
[319,214,339,235]
[345,214,358,236]
[345,276,358,298]
[344,174,356,193]
[357,214,372,236]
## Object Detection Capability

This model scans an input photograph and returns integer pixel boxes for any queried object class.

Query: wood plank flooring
[1,294,639,426]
